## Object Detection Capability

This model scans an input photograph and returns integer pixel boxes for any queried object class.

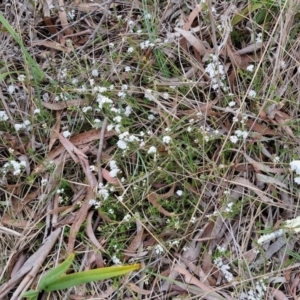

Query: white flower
[14,124,25,131]
[0,111,8,121]
[273,156,280,163]
[176,190,183,196]
[91,69,99,77]
[162,92,169,99]
[117,140,127,150]
[33,108,41,114]
[7,85,16,94]
[97,94,113,108]
[290,160,300,174]
[125,66,131,72]
[162,136,172,144]
[154,244,164,255]
[98,187,109,200]
[113,115,122,123]
[118,91,126,98]
[109,84,114,90]
[122,84,128,90]
[246,65,254,72]
[123,213,131,222]
[127,47,134,53]
[18,74,26,82]
[148,114,155,121]
[294,177,300,184]
[82,106,92,113]
[41,178,47,186]
[109,42,114,48]
[144,89,153,100]
[230,135,238,144]
[190,217,196,224]
[248,90,257,97]
[280,61,286,69]
[124,106,132,117]
[232,116,238,123]
[112,255,121,265]
[228,101,236,107]
[256,33,262,43]
[147,146,157,154]
[235,130,248,139]
[62,130,71,138]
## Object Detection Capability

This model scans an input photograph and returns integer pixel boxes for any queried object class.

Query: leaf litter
[1,0,300,299]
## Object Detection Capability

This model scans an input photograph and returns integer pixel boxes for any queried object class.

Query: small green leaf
[21,289,38,299]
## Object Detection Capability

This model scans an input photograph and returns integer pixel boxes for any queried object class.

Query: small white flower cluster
[230,130,248,144]
[0,111,8,121]
[169,239,180,247]
[240,279,267,300]
[123,213,131,222]
[256,33,263,43]
[290,160,300,184]
[162,136,172,144]
[7,85,16,94]
[3,159,26,175]
[154,244,164,255]
[205,54,228,91]
[140,40,155,50]
[109,160,121,178]
[97,182,110,200]
[147,146,157,154]
[89,199,101,209]
[117,131,141,151]
[214,256,233,282]
[224,201,233,212]
[246,65,255,72]
[111,254,121,265]
[62,130,71,138]
[14,120,31,131]
[248,89,257,97]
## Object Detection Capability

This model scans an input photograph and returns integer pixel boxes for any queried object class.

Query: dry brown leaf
[231,177,287,208]
[243,153,285,174]
[31,40,72,52]
[0,228,61,299]
[147,184,177,216]
[86,211,107,253]
[246,119,281,136]
[42,99,87,110]
[123,218,144,261]
[126,282,151,295]
[175,27,208,56]
[256,173,288,189]
[269,287,289,300]
[49,111,61,151]
[54,129,87,163]
[58,0,73,37]
[274,114,295,138]
[174,265,225,300]
[102,168,119,184]
[33,129,116,175]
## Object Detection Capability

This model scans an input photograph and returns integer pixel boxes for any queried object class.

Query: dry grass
[1,0,300,299]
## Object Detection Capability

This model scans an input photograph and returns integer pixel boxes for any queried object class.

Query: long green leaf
[43,263,140,292]
[38,253,75,291]
[0,13,44,81]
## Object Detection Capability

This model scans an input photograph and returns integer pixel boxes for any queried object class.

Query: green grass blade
[0,13,44,81]
[43,263,140,292]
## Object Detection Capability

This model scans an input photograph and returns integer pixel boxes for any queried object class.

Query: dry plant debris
[1,0,300,299]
